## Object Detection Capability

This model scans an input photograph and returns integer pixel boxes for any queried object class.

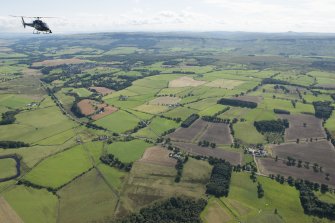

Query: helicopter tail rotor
[21,17,26,28]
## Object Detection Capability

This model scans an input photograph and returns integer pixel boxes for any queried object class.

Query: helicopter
[11,16,53,34]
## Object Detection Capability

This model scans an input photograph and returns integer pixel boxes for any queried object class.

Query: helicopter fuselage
[22,18,52,34]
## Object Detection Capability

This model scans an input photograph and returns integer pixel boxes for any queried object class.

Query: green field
[94,110,140,133]
[234,121,265,144]
[202,172,329,223]
[4,186,58,223]
[0,158,17,179]
[0,106,77,144]
[58,169,118,223]
[24,144,92,188]
[134,116,179,138]
[1,32,335,222]
[107,139,152,163]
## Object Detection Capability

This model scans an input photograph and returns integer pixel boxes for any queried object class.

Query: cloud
[1,0,335,33]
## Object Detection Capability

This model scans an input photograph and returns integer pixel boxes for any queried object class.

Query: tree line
[313,101,334,120]
[273,109,290,115]
[254,119,289,134]
[117,197,207,223]
[268,173,335,220]
[217,98,257,109]
[0,141,29,149]
[181,114,199,128]
[100,154,132,171]
[175,156,188,183]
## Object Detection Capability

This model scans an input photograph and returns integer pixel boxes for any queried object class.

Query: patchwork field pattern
[279,114,326,141]
[169,76,206,88]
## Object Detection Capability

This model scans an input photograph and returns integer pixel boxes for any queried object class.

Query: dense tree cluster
[71,100,85,118]
[273,109,290,115]
[100,154,132,171]
[0,141,29,149]
[217,98,257,109]
[0,110,20,125]
[118,197,207,223]
[274,84,290,93]
[261,78,290,85]
[254,119,289,133]
[162,60,180,66]
[206,159,232,197]
[181,114,199,128]
[300,186,335,219]
[313,101,334,119]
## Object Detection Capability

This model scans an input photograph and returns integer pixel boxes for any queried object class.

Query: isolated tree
[257,183,264,198]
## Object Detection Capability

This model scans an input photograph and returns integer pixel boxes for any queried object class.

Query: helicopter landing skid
[33,29,51,34]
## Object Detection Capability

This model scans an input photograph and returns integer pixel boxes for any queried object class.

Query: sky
[1,0,335,33]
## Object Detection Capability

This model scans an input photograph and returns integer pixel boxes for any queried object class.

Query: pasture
[0,158,17,179]
[169,76,206,88]
[0,106,77,144]
[3,186,58,223]
[24,144,92,188]
[58,169,118,223]
[107,139,152,163]
[94,110,140,133]
[213,172,324,223]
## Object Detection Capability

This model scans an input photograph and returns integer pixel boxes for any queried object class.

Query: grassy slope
[4,186,58,223]
[205,172,331,223]
[58,169,118,223]
[107,139,152,163]
[0,158,17,178]
[24,144,92,188]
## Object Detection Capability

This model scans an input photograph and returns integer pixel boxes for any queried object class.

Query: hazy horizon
[1,0,335,34]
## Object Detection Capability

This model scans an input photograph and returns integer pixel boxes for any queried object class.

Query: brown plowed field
[173,142,241,165]
[77,99,118,120]
[258,158,335,187]
[168,119,208,142]
[139,146,177,167]
[272,141,335,176]
[200,123,233,145]
[279,114,326,141]
[77,99,96,116]
[169,119,233,145]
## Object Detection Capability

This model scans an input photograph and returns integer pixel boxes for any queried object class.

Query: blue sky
[1,0,335,33]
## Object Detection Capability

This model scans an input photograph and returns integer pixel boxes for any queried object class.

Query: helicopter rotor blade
[10,15,58,19]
